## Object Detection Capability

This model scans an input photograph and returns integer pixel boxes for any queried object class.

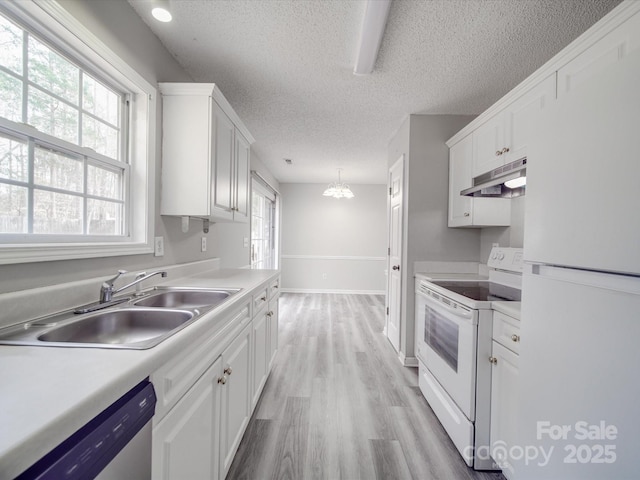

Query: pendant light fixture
[323,169,355,199]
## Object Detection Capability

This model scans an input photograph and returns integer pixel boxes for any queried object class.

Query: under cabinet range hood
[461,158,527,198]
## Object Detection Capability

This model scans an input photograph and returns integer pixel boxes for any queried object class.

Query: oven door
[416,289,478,420]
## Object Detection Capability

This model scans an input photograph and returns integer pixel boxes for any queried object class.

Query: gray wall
[280,183,387,293]
[388,114,479,362]
[0,0,272,293]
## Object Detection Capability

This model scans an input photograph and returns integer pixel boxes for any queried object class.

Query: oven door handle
[419,291,474,321]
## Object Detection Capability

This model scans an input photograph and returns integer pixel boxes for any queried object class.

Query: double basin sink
[0,287,240,350]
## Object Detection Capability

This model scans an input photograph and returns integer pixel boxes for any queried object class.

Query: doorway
[251,177,279,269]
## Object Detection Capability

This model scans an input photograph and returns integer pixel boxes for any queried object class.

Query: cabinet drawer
[253,288,268,314]
[152,303,250,422]
[492,310,521,354]
[269,277,280,299]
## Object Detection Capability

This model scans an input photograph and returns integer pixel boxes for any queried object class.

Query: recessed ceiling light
[151,0,172,22]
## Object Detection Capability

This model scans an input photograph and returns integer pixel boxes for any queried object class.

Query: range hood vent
[461,157,527,198]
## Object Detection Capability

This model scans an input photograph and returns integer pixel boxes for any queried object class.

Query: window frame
[0,0,156,264]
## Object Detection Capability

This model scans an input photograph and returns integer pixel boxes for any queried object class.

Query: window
[251,177,278,270]
[0,2,156,264]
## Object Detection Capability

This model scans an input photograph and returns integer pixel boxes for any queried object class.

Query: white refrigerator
[517,49,640,479]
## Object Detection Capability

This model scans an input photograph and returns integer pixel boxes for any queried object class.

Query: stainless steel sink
[133,287,237,309]
[0,286,240,349]
[38,308,193,346]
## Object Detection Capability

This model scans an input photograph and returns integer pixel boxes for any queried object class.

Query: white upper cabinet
[472,74,556,177]
[159,83,254,223]
[448,134,510,228]
[557,10,640,98]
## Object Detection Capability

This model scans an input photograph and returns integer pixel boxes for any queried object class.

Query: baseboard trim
[280,288,385,295]
[398,352,419,368]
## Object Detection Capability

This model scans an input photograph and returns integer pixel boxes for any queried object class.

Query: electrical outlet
[201,237,207,252]
[154,236,164,257]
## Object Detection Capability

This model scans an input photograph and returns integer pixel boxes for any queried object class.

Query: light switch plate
[154,236,164,257]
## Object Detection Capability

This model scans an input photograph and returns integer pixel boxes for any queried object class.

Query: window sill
[0,242,154,265]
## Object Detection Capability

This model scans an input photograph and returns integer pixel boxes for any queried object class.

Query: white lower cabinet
[152,356,223,480]
[151,278,280,480]
[219,322,252,479]
[251,305,268,410]
[267,293,279,369]
[489,311,521,480]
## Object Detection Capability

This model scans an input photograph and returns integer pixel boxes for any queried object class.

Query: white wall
[479,195,526,261]
[280,183,387,293]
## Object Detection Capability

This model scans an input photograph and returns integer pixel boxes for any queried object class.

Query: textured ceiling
[128,0,621,185]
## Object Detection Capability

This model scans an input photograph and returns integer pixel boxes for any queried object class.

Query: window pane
[0,183,27,233]
[83,74,119,126]
[0,134,28,182]
[28,36,79,104]
[0,71,23,122]
[87,164,122,200]
[34,146,83,193]
[82,115,119,159]
[0,15,23,75]
[33,189,82,234]
[28,87,79,144]
[87,198,122,235]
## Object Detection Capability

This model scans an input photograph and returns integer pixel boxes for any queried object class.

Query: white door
[152,357,222,480]
[219,323,251,479]
[386,156,403,352]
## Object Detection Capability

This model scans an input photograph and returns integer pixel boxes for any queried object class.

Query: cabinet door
[219,323,252,479]
[472,113,505,177]
[504,74,556,163]
[212,101,235,220]
[268,295,279,370]
[251,309,268,409]
[448,135,473,227]
[557,11,640,98]
[234,131,250,222]
[489,341,519,479]
[152,356,223,480]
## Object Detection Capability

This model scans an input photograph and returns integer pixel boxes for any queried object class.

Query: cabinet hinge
[388,247,390,256]
[386,307,389,315]
[389,186,392,195]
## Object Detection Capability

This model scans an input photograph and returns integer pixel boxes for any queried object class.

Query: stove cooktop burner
[432,281,521,302]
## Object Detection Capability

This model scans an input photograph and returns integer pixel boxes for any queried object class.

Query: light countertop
[492,301,521,320]
[0,265,279,479]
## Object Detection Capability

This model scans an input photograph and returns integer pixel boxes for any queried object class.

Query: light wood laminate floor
[227,293,505,480]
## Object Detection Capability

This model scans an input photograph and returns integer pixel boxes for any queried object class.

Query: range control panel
[487,247,524,273]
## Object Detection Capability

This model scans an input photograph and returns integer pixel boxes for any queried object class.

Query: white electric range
[414,247,523,470]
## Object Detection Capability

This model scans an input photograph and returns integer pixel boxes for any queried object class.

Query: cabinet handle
[501,147,510,154]
[261,296,267,302]
[511,334,520,342]
[489,356,498,365]
[392,265,400,271]
[224,367,232,375]
[267,311,274,317]
[273,285,279,289]
[218,375,227,385]
[464,212,470,217]
[495,150,503,157]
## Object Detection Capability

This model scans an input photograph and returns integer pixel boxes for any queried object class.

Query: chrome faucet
[99,270,168,303]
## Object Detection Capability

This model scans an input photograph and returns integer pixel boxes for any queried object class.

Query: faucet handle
[104,269,127,287]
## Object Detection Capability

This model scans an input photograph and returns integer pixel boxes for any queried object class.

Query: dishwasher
[16,379,156,480]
